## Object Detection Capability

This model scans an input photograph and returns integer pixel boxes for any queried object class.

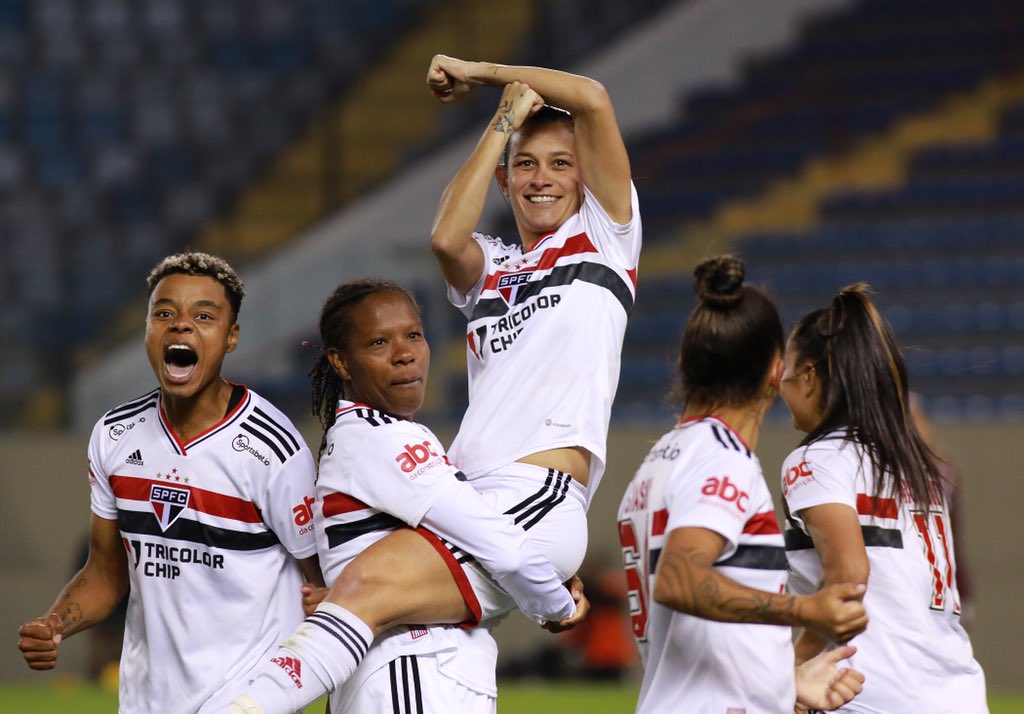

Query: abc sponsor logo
[782,460,813,497]
[292,495,316,535]
[232,434,271,466]
[394,440,446,478]
[700,475,749,513]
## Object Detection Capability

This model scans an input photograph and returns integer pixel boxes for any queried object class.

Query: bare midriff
[518,446,590,487]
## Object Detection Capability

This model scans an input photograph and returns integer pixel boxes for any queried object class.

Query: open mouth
[528,195,558,204]
[164,344,198,383]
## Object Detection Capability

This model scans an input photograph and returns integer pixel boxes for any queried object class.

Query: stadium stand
[611,0,1024,423]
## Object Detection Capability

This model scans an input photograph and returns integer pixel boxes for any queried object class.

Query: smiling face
[145,273,239,401]
[326,291,429,420]
[498,122,582,249]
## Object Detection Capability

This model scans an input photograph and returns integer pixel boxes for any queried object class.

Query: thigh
[328,528,472,633]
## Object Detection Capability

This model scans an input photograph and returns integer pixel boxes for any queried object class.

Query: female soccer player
[779,284,988,712]
[229,280,585,714]
[19,252,324,712]
[617,256,869,713]
[428,51,640,593]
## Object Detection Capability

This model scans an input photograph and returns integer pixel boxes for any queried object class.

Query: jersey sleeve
[664,448,762,561]
[444,232,516,313]
[322,419,465,527]
[258,442,319,559]
[88,416,117,520]
[781,441,858,533]
[579,182,641,270]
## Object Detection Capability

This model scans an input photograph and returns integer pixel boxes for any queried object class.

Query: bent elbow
[577,78,612,115]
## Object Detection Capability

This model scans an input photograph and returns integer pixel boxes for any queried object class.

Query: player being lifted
[779,284,988,712]
[226,54,638,712]
[617,255,869,713]
[17,252,325,712]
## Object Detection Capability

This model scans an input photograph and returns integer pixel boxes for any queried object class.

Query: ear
[495,165,509,197]
[225,322,240,354]
[326,348,351,382]
[800,361,819,399]
[768,354,784,392]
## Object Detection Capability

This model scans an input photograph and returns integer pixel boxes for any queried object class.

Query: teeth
[167,344,192,352]
[529,196,557,203]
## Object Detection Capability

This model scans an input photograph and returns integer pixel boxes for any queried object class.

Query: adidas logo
[270,656,302,689]
[126,449,144,466]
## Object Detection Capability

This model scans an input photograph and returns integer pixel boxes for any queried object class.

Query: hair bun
[693,254,745,309]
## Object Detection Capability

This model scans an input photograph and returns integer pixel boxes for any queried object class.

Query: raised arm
[653,526,867,639]
[429,54,632,223]
[430,81,542,293]
[18,514,129,670]
[793,504,870,664]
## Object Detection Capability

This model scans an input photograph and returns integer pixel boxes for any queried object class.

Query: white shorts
[419,463,588,624]
[332,652,496,714]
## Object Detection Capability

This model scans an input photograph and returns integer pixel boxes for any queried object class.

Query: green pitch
[1,682,1021,712]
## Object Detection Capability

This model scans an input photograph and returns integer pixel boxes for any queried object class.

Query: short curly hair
[146,251,245,321]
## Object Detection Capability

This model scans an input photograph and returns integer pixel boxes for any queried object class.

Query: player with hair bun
[618,255,869,714]
[18,252,325,713]
[779,284,988,713]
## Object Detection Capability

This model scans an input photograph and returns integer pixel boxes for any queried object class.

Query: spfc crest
[150,483,190,531]
[496,271,534,306]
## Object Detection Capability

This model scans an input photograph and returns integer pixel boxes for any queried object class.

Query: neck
[161,379,233,443]
[681,398,771,452]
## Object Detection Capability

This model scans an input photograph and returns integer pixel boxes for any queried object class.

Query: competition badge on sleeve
[150,483,190,531]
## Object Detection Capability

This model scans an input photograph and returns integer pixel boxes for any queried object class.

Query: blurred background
[2,0,1022,703]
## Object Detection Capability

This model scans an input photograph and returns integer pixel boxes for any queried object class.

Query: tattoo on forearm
[57,601,83,631]
[659,547,798,624]
[492,100,516,136]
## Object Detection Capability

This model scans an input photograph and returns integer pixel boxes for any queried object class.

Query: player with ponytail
[779,284,988,712]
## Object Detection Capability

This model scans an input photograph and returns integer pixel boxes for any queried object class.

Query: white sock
[233,602,373,714]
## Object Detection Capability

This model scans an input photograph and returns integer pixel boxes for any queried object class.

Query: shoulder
[472,232,521,265]
[99,388,160,428]
[236,388,309,465]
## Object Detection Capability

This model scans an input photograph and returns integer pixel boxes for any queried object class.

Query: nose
[170,314,193,332]
[393,340,415,364]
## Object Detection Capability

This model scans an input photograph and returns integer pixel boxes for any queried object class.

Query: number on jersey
[618,519,649,641]
[911,509,960,614]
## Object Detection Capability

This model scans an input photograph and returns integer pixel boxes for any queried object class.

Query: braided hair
[310,278,421,454]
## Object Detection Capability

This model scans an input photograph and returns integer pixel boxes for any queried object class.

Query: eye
[196,312,213,321]
[153,309,172,319]
[554,159,571,168]
[408,331,423,340]
[514,158,534,168]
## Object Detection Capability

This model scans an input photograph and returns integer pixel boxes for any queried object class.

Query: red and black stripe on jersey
[785,494,904,551]
[321,492,402,548]
[470,261,635,321]
[111,475,280,551]
[649,508,787,573]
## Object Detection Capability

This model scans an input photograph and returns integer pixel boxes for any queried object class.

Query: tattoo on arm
[658,547,798,625]
[492,100,516,137]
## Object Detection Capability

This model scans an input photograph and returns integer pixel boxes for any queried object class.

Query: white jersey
[782,435,987,714]
[315,400,501,710]
[447,183,642,503]
[617,417,794,714]
[88,386,317,713]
